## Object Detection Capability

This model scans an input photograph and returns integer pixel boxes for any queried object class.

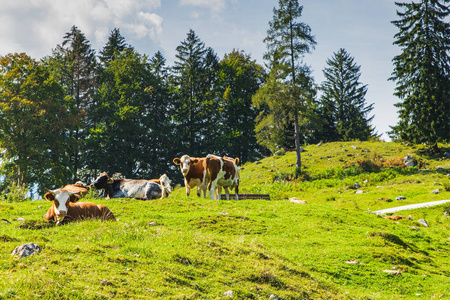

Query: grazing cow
[44,188,115,225]
[92,173,172,200]
[173,155,209,198]
[206,154,240,200]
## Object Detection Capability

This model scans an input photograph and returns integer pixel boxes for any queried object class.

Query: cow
[206,154,240,200]
[44,188,115,225]
[173,155,209,198]
[62,182,90,202]
[91,172,172,200]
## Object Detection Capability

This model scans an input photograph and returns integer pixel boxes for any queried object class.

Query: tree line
[1,0,448,194]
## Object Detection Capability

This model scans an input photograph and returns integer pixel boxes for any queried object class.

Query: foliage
[216,50,268,161]
[0,182,29,202]
[390,0,450,148]
[319,48,375,141]
[0,53,78,191]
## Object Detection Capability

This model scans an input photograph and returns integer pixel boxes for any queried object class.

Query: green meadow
[1,141,450,299]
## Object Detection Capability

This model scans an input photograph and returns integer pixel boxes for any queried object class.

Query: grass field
[1,141,450,299]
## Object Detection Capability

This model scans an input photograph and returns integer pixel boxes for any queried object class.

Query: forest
[0,0,449,194]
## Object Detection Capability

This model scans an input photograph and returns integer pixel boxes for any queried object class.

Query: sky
[0,0,401,141]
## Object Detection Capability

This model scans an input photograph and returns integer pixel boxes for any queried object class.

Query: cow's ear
[191,158,199,165]
[44,192,55,202]
[69,193,81,203]
[107,178,114,184]
[173,158,181,165]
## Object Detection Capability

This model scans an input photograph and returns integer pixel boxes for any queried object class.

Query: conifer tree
[257,0,316,172]
[319,48,375,141]
[46,25,97,181]
[99,28,129,65]
[172,29,212,154]
[390,0,450,151]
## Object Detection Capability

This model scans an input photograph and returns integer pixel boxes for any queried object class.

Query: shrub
[443,182,450,192]
[1,183,30,202]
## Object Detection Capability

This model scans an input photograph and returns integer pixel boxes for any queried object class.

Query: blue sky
[0,0,401,141]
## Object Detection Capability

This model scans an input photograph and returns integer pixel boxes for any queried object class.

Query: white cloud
[0,0,163,59]
[180,0,226,13]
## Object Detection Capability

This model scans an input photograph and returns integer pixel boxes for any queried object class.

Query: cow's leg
[216,186,222,200]
[196,186,201,197]
[235,184,239,200]
[208,180,219,200]
[224,186,230,200]
[185,178,191,196]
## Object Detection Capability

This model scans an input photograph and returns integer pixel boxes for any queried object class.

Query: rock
[16,217,25,221]
[404,160,415,167]
[355,190,364,194]
[418,219,429,227]
[224,290,234,298]
[431,189,440,194]
[269,295,279,300]
[299,147,305,152]
[353,183,361,189]
[255,161,262,165]
[351,145,358,149]
[395,196,406,201]
[383,269,401,276]
[436,166,443,171]
[345,260,360,264]
[404,155,413,161]
[363,179,369,183]
[289,197,307,204]
[11,243,41,259]
[444,152,450,158]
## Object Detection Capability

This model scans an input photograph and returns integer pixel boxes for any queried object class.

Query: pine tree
[258,0,316,172]
[390,0,450,151]
[172,29,210,154]
[319,48,375,141]
[46,25,97,181]
[99,28,129,65]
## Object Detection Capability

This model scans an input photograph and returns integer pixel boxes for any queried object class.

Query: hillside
[1,141,449,299]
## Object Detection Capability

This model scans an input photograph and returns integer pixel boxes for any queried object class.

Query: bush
[1,183,30,202]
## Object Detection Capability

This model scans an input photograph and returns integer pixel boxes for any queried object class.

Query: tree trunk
[294,114,302,173]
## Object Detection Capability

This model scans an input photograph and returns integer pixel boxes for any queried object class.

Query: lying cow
[61,182,90,202]
[206,154,240,200]
[92,172,172,200]
[173,155,209,198]
[44,188,115,225]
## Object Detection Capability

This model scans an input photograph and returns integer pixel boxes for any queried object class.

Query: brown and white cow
[44,188,115,225]
[91,173,172,200]
[206,154,240,200]
[61,182,90,202]
[173,155,209,198]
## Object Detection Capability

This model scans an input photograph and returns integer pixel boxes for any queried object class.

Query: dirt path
[372,200,450,215]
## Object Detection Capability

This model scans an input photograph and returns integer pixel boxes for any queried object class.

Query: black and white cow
[92,173,172,200]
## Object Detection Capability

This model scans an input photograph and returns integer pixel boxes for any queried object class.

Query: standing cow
[206,154,240,200]
[92,173,172,200]
[44,188,115,225]
[173,155,209,198]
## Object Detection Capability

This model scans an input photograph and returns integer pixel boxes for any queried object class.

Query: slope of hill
[0,141,449,299]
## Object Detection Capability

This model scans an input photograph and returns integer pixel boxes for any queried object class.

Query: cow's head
[173,155,199,177]
[44,189,76,224]
[92,172,113,190]
[159,174,172,196]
